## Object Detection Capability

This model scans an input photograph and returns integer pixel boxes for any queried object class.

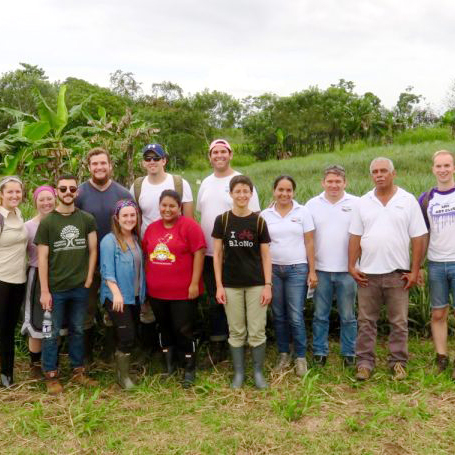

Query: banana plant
[0,84,103,181]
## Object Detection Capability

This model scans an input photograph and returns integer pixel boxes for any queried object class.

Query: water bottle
[42,311,52,339]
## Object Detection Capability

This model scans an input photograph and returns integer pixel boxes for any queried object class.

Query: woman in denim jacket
[100,200,145,389]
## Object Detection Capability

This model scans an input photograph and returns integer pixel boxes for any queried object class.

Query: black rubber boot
[229,345,245,389]
[100,326,115,364]
[183,353,196,389]
[115,351,135,390]
[251,343,268,390]
[163,347,177,376]
[1,352,14,387]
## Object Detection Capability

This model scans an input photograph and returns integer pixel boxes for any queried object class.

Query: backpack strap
[257,215,265,237]
[222,211,230,237]
[133,176,146,202]
[0,213,4,236]
[421,188,434,230]
[172,174,183,199]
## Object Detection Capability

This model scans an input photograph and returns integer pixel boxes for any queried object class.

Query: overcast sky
[1,0,454,110]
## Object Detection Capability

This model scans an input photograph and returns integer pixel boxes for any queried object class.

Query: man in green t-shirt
[35,175,98,394]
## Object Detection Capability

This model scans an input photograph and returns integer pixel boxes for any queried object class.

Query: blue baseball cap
[142,143,166,158]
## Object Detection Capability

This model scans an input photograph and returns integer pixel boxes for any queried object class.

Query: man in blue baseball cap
[131,144,194,236]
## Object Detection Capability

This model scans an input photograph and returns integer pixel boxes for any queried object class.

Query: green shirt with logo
[34,209,97,292]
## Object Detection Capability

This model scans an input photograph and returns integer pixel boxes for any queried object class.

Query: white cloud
[1,0,454,110]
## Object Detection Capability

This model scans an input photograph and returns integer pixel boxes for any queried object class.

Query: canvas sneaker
[355,366,371,381]
[392,363,407,381]
[274,353,291,372]
[295,357,308,377]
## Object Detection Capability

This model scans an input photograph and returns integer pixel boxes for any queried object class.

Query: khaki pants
[224,286,267,348]
[356,272,409,370]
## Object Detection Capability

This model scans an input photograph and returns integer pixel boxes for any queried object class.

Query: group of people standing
[1,141,455,394]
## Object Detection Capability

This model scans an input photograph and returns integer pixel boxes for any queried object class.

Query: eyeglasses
[144,155,162,162]
[58,186,78,193]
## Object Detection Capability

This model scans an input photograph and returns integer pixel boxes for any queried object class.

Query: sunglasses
[144,155,162,162]
[58,186,78,194]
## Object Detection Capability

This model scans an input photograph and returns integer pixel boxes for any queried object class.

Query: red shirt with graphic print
[142,216,206,300]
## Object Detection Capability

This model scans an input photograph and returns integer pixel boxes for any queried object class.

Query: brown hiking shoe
[392,363,407,381]
[71,367,98,387]
[30,362,43,380]
[355,366,371,381]
[44,371,63,395]
[436,354,449,374]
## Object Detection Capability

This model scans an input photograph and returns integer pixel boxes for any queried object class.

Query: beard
[57,195,75,206]
[92,175,110,186]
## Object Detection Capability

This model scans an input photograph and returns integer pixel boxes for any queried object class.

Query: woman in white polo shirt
[261,175,317,377]
[0,176,28,387]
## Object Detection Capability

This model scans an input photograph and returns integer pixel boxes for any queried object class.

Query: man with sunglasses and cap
[75,147,133,364]
[131,143,194,236]
[305,165,358,368]
[196,139,260,364]
[35,175,98,394]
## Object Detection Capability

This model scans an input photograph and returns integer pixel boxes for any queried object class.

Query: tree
[0,63,57,131]
[64,77,131,122]
[151,81,184,104]
[109,70,143,99]
[394,86,422,129]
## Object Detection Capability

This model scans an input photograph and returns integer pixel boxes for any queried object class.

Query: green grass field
[3,139,455,454]
[183,139,454,206]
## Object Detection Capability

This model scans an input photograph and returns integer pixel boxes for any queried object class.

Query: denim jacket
[100,233,146,305]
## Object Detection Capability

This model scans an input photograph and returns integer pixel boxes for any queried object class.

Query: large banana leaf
[0,107,37,122]
[23,121,51,141]
[55,84,68,135]
[33,84,68,137]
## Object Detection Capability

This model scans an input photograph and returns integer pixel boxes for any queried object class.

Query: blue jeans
[312,271,357,357]
[428,261,455,309]
[271,263,308,357]
[42,286,89,372]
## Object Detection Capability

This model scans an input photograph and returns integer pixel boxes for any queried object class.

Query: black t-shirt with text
[212,211,270,287]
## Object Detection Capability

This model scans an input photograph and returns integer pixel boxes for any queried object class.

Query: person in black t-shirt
[212,175,272,389]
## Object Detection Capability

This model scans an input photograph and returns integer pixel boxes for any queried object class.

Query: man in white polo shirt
[418,150,455,376]
[306,165,358,368]
[197,139,260,363]
[348,157,427,381]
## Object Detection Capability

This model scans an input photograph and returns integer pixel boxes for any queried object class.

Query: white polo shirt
[306,192,359,272]
[260,201,314,265]
[196,171,260,256]
[349,187,427,274]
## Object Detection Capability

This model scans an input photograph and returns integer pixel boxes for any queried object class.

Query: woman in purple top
[21,186,56,378]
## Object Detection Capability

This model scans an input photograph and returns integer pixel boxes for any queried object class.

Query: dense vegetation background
[1,63,455,188]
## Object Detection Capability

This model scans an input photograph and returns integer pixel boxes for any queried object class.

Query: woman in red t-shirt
[142,190,206,388]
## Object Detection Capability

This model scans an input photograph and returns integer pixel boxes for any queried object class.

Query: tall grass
[185,139,455,333]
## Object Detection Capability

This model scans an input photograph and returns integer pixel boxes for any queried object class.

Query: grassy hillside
[184,140,455,208]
